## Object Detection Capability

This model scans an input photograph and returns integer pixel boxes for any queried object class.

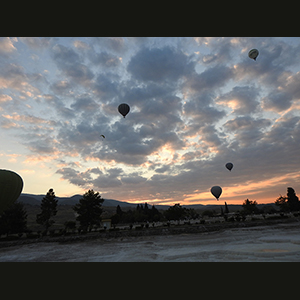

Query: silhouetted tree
[144,202,149,211]
[275,195,289,212]
[185,208,199,219]
[116,205,123,216]
[242,199,259,215]
[202,210,214,218]
[111,203,163,225]
[275,187,299,212]
[0,202,27,237]
[150,205,161,222]
[73,190,104,232]
[164,204,186,221]
[224,202,229,214]
[36,188,58,234]
[111,205,123,225]
[64,221,76,233]
[287,187,299,211]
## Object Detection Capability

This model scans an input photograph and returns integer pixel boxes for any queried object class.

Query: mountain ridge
[17,193,208,209]
[18,193,137,208]
[17,193,276,211]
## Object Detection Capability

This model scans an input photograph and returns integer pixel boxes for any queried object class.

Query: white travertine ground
[1,222,300,261]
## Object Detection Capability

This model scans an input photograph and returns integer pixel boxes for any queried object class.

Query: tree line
[0,189,103,237]
[110,202,199,226]
[0,186,299,238]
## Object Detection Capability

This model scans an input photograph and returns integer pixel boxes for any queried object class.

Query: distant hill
[17,193,201,209]
[17,193,138,208]
[17,193,277,211]
[17,194,41,206]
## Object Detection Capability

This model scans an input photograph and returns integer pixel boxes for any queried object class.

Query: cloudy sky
[1,37,299,205]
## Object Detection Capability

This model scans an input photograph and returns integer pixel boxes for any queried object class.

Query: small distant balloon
[248,49,259,61]
[118,103,130,118]
[225,162,233,171]
[211,186,222,201]
[0,169,23,214]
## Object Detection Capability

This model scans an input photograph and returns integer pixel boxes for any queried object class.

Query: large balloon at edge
[118,103,130,118]
[225,162,233,171]
[248,49,259,61]
[211,186,222,200]
[0,169,23,214]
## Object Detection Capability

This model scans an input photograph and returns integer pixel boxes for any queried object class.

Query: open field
[1,219,300,261]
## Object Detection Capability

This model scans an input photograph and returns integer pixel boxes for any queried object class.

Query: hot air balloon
[225,162,233,171]
[211,186,222,201]
[118,103,130,118]
[0,169,23,214]
[248,49,259,61]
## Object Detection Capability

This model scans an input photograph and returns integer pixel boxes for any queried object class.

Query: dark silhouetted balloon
[248,49,259,61]
[211,186,222,200]
[118,103,130,118]
[225,162,233,171]
[0,169,23,214]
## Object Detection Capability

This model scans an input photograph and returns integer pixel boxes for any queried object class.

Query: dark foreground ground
[1,218,300,261]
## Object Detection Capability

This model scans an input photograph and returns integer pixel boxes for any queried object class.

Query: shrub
[135,225,143,230]
[49,229,55,236]
[235,214,241,222]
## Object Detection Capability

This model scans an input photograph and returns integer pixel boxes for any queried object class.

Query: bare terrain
[1,221,300,261]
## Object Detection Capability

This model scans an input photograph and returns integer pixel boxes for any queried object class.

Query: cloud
[216,85,260,115]
[42,94,76,119]
[0,63,28,90]
[51,44,94,86]
[230,38,300,89]
[2,113,56,125]
[50,80,73,96]
[92,73,120,101]
[127,46,194,82]
[201,38,233,65]
[19,37,53,50]
[120,82,171,106]
[262,71,300,112]
[88,50,122,68]
[73,40,90,50]
[56,167,88,187]
[0,37,17,56]
[261,115,300,147]
[70,94,99,112]
[183,64,234,95]
[262,90,292,112]
[0,118,22,129]
[93,37,127,53]
[56,166,124,189]
[224,116,272,148]
[154,165,171,174]
[52,44,80,65]
[0,94,12,103]
[1,37,299,205]
[183,96,226,130]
